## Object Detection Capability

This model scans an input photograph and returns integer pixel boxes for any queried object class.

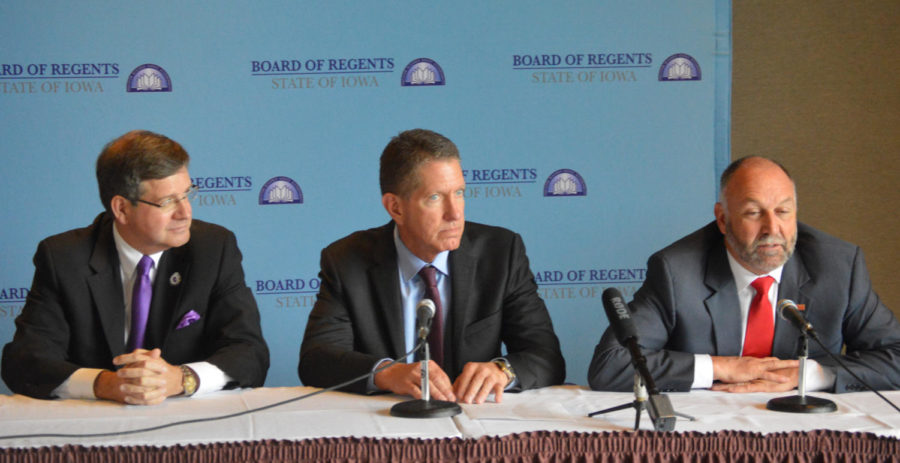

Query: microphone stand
[588,372,694,431]
[766,333,837,413]
[390,343,461,418]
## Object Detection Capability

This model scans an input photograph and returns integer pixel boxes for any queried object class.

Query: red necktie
[418,266,444,367]
[742,276,775,357]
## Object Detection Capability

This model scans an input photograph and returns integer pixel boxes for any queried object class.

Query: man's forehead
[734,194,795,208]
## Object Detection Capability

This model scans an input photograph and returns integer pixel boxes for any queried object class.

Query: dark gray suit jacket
[298,221,566,394]
[2,213,269,399]
[588,221,900,393]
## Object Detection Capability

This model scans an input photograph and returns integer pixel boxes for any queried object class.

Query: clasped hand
[374,360,509,404]
[94,348,183,405]
[710,356,800,393]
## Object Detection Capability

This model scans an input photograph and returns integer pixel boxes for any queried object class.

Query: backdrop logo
[401,58,445,86]
[259,176,303,205]
[127,64,172,92]
[658,54,701,81]
[543,169,587,196]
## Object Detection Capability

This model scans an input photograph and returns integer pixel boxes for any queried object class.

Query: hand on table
[94,348,183,405]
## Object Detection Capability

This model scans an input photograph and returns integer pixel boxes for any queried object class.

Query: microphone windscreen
[602,287,638,345]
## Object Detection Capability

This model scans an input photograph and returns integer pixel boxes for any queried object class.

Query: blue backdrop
[0,1,731,393]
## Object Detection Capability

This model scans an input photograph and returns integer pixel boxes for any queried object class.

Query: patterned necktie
[127,255,153,352]
[418,265,444,367]
[742,276,775,357]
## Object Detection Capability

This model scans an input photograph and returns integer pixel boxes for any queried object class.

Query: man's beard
[725,222,796,273]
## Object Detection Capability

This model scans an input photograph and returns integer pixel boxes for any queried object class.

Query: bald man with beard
[589,156,900,393]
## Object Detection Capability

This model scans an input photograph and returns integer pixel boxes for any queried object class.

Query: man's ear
[382,193,403,225]
[110,195,132,225]
[714,202,726,235]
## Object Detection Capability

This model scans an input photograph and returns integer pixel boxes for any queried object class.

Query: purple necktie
[127,255,153,352]
[418,265,444,367]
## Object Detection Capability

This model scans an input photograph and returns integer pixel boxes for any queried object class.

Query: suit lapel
[704,244,743,356]
[368,224,405,358]
[446,233,476,375]
[87,216,126,357]
[146,245,188,350]
[772,254,811,357]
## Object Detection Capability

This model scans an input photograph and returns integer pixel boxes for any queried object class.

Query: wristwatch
[180,365,198,396]
[492,358,516,387]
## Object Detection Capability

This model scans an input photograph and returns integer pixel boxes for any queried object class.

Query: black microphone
[416,299,435,340]
[766,299,837,413]
[601,287,675,431]
[602,288,639,346]
[390,298,461,419]
[778,299,817,339]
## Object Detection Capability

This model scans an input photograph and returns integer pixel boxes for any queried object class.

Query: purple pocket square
[177,310,201,330]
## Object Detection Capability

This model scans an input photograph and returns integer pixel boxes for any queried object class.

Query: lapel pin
[169,272,182,286]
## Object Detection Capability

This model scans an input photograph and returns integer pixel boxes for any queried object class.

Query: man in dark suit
[299,129,565,404]
[589,156,900,393]
[2,130,269,404]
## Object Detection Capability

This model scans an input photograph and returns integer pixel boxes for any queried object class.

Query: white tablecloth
[1,385,898,448]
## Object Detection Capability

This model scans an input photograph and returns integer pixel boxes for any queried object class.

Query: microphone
[416,299,435,340]
[390,298,461,419]
[601,287,676,431]
[778,299,817,339]
[602,288,639,346]
[766,299,836,413]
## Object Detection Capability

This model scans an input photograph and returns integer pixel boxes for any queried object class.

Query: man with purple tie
[299,129,565,404]
[2,130,268,405]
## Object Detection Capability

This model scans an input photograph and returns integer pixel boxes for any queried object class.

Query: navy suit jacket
[588,222,900,393]
[2,213,269,399]
[298,221,566,394]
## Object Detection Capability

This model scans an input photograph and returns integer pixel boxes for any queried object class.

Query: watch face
[182,367,198,395]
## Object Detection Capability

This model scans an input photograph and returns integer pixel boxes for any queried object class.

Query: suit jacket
[588,221,900,393]
[2,213,269,399]
[298,221,565,394]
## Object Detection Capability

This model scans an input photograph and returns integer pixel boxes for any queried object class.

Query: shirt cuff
[184,361,231,396]
[51,368,104,399]
[692,354,714,389]
[802,359,835,392]
[368,358,393,393]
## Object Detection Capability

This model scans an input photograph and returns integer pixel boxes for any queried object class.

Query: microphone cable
[809,336,900,414]
[0,341,425,441]
[779,300,900,414]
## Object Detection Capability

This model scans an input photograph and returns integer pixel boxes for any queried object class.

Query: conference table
[1,385,899,462]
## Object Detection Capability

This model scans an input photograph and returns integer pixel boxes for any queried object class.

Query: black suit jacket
[588,221,900,393]
[2,213,269,399]
[298,221,565,394]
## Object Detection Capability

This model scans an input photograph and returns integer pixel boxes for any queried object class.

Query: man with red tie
[299,129,565,404]
[2,130,269,404]
[589,156,900,393]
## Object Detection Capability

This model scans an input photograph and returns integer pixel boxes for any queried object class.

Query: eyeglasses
[134,185,199,212]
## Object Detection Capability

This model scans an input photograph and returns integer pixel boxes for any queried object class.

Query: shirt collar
[393,225,450,283]
[724,248,784,291]
[112,222,163,278]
